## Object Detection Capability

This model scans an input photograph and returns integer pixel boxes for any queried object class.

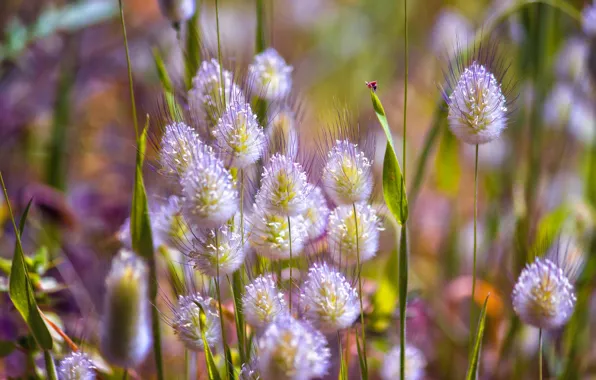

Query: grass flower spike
[58,352,96,380]
[327,203,382,266]
[242,275,287,328]
[214,100,266,168]
[322,139,373,205]
[299,263,359,332]
[302,185,330,241]
[100,250,152,368]
[181,144,238,228]
[380,344,427,380]
[152,195,188,248]
[160,122,202,178]
[158,0,196,25]
[249,48,293,101]
[512,257,576,330]
[187,224,246,276]
[249,207,308,259]
[267,109,299,160]
[256,315,331,380]
[172,293,221,351]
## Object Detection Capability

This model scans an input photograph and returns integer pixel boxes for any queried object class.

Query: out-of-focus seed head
[187,224,246,276]
[556,38,589,83]
[256,315,331,380]
[242,275,287,328]
[160,122,202,178]
[380,344,427,380]
[214,101,266,168]
[446,61,508,144]
[582,2,596,37]
[299,263,359,332]
[100,250,152,368]
[172,293,221,351]
[189,59,246,133]
[58,352,96,380]
[512,258,576,330]
[158,0,196,24]
[249,206,308,259]
[256,153,308,216]
[248,48,293,101]
[239,361,261,380]
[327,203,382,266]
[430,10,473,56]
[267,109,299,161]
[302,185,330,241]
[181,144,238,228]
[152,195,188,248]
[322,140,373,205]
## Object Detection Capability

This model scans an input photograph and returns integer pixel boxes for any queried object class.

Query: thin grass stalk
[118,0,138,139]
[352,202,367,376]
[338,332,347,380]
[539,329,543,380]
[215,0,225,108]
[122,369,128,380]
[255,0,266,53]
[287,216,293,311]
[470,145,479,348]
[44,350,57,380]
[184,0,201,89]
[214,233,232,379]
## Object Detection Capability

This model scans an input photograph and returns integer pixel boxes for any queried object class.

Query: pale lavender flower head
[512,257,576,330]
[160,122,202,178]
[256,315,331,380]
[256,153,309,216]
[186,224,246,276]
[181,144,238,227]
[322,140,373,205]
[380,344,427,380]
[158,0,196,24]
[249,206,308,259]
[189,59,245,132]
[242,275,287,328]
[58,352,96,380]
[583,2,596,37]
[302,185,330,241]
[172,293,221,351]
[152,195,188,248]
[214,101,266,168]
[299,263,359,332]
[249,48,293,101]
[239,361,261,380]
[327,203,382,266]
[446,61,508,145]
[100,250,152,368]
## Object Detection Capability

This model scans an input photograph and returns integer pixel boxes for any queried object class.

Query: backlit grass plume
[248,47,293,101]
[160,122,202,179]
[58,352,96,380]
[100,250,152,368]
[249,206,308,259]
[186,224,246,276]
[302,185,330,241]
[242,275,287,328]
[171,292,221,351]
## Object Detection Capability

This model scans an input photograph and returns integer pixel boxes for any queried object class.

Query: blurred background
[1,0,595,378]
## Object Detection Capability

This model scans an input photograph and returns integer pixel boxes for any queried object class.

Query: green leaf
[152,49,182,122]
[531,203,570,259]
[185,3,201,89]
[371,248,399,331]
[370,90,408,224]
[197,303,222,380]
[435,127,461,197]
[232,272,247,364]
[355,332,368,380]
[466,294,490,380]
[0,181,53,350]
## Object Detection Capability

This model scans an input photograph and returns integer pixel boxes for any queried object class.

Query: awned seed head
[248,48,293,101]
[242,275,287,328]
[249,206,308,260]
[380,344,427,380]
[58,352,96,380]
[172,293,221,351]
[160,122,202,178]
[158,0,196,24]
[302,185,330,241]
[186,224,246,277]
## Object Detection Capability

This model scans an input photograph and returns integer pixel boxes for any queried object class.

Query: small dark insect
[365,81,378,92]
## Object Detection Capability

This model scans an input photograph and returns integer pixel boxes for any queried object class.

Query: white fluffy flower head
[249,207,308,260]
[172,293,221,351]
[214,101,266,168]
[249,48,293,101]
[187,225,246,276]
[302,185,330,241]
[380,344,427,380]
[242,275,287,328]
[447,61,508,145]
[322,140,373,205]
[160,122,202,178]
[327,203,382,266]
[512,258,576,330]
[257,153,309,216]
[158,0,195,24]
[181,145,238,227]
[58,352,96,380]
[300,263,359,332]
[257,316,331,380]
[152,195,188,248]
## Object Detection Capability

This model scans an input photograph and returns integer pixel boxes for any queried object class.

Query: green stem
[353,203,368,376]
[538,329,543,380]
[470,145,479,348]
[215,0,226,108]
[255,0,266,53]
[214,232,232,379]
[287,215,293,311]
[44,350,57,380]
[118,0,138,139]
[122,368,129,380]
[398,225,408,380]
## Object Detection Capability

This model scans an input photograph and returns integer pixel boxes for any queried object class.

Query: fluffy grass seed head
[512,257,576,330]
[256,315,331,380]
[248,48,293,101]
[187,224,246,276]
[214,101,266,168]
[302,185,330,241]
[160,122,202,178]
[583,2,596,37]
[380,344,427,380]
[249,206,308,259]
[445,61,508,144]
[299,263,359,332]
[322,140,373,205]
[172,293,221,351]
[58,352,96,380]
[152,195,188,248]
[100,250,152,368]
[327,203,382,266]
[181,144,238,228]
[189,59,246,132]
[158,0,196,24]
[256,153,309,216]
[242,275,287,328]
[267,109,300,161]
